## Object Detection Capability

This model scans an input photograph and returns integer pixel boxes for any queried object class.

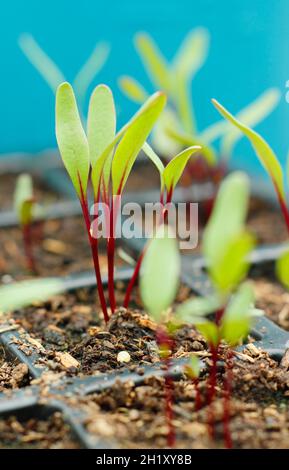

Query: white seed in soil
[117,351,131,363]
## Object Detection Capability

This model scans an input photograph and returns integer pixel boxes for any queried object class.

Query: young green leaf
[172,28,210,81]
[220,282,255,346]
[151,108,183,158]
[56,82,90,199]
[203,172,254,293]
[118,76,148,104]
[209,231,255,293]
[197,321,219,347]
[175,294,221,324]
[112,92,166,194]
[0,278,64,314]
[140,225,180,323]
[163,146,201,192]
[212,99,285,201]
[87,84,116,199]
[14,174,34,226]
[165,127,217,166]
[73,42,110,108]
[142,142,165,190]
[19,33,65,92]
[135,33,172,93]
[221,88,280,158]
[276,249,289,289]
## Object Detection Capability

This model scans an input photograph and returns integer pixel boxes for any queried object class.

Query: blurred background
[0,0,288,176]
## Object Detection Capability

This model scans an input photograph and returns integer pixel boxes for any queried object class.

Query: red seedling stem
[123,250,145,308]
[123,188,174,309]
[223,348,233,449]
[79,181,109,324]
[156,327,175,448]
[22,223,36,273]
[194,378,201,412]
[275,185,289,236]
[107,195,116,313]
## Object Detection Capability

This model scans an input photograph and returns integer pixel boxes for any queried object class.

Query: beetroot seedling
[176,172,262,447]
[119,30,280,188]
[56,82,166,321]
[14,174,37,273]
[19,33,109,118]
[123,142,201,308]
[140,224,181,448]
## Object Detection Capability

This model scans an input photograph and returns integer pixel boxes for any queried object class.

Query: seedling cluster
[119,29,280,187]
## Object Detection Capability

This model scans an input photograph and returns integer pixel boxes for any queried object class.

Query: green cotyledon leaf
[56,82,90,199]
[203,171,254,293]
[163,146,201,193]
[221,88,281,159]
[135,33,172,93]
[73,42,110,108]
[87,84,116,201]
[0,278,64,314]
[140,224,180,323]
[172,27,210,82]
[142,142,165,191]
[118,76,148,104]
[220,282,255,346]
[276,249,289,289]
[212,99,286,202]
[14,174,34,226]
[112,91,166,194]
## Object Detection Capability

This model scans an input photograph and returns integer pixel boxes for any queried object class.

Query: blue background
[1,0,288,176]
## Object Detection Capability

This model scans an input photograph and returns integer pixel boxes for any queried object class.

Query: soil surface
[0,346,30,392]
[6,283,201,376]
[0,216,124,281]
[247,197,288,245]
[0,411,81,448]
[67,348,289,449]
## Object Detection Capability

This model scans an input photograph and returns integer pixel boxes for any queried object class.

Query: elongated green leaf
[142,142,165,189]
[209,231,255,293]
[14,174,34,226]
[212,99,285,201]
[276,249,289,289]
[175,294,221,324]
[221,282,255,346]
[119,76,148,104]
[135,33,171,93]
[112,92,166,194]
[221,89,280,158]
[172,28,210,80]
[0,278,64,314]
[73,42,110,107]
[203,172,253,293]
[19,33,65,92]
[140,225,180,323]
[56,82,90,199]
[151,107,183,158]
[197,321,219,347]
[163,146,201,192]
[165,127,217,165]
[199,120,230,144]
[87,85,116,199]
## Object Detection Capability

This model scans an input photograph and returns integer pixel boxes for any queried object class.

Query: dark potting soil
[0,345,30,392]
[0,216,125,281]
[0,173,60,212]
[252,276,289,331]
[6,283,206,376]
[247,197,288,245]
[0,411,81,449]
[66,349,289,449]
